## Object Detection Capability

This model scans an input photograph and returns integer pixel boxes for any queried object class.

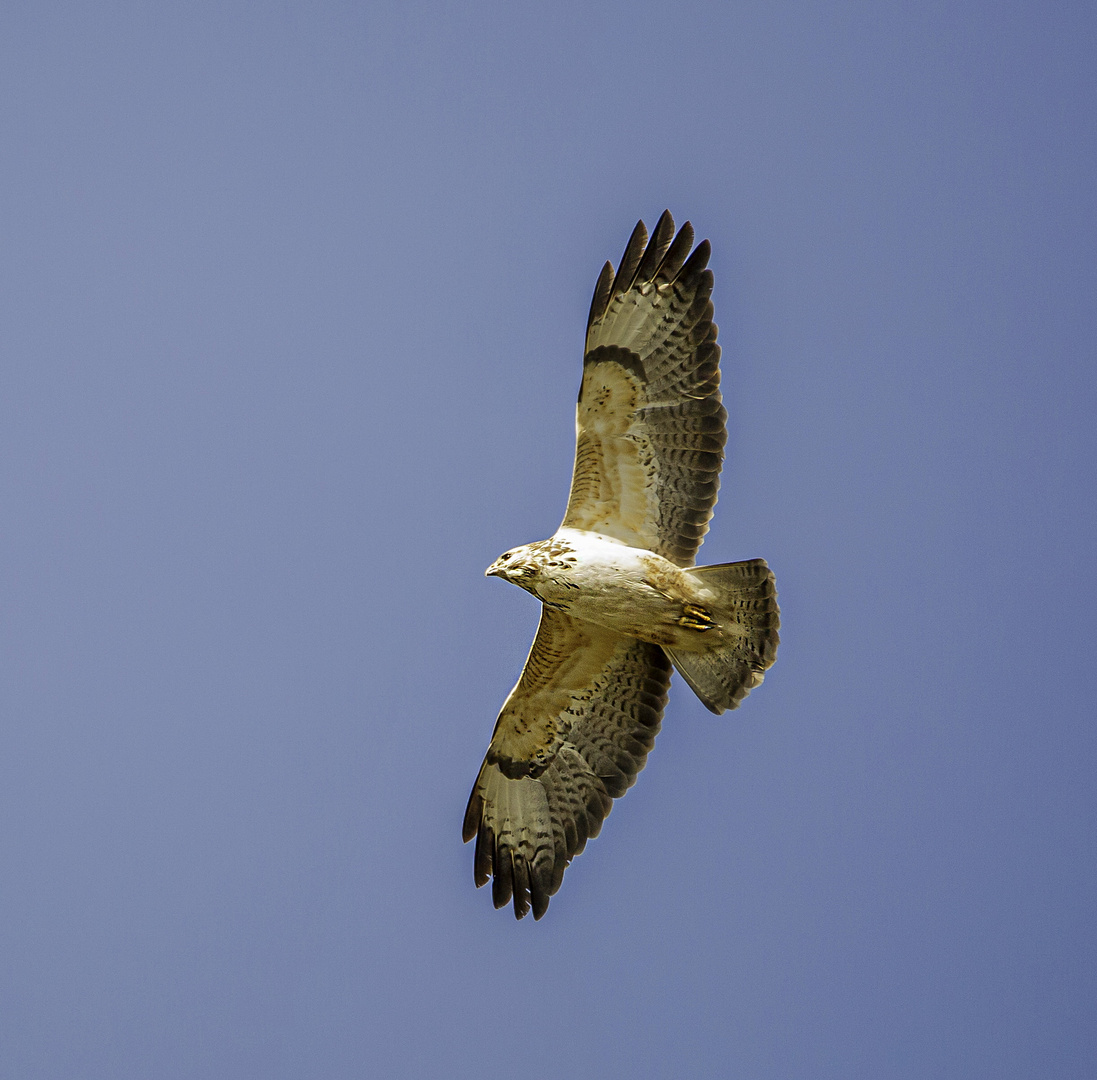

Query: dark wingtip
[491,841,513,910]
[656,220,696,283]
[588,260,615,329]
[680,238,711,278]
[613,218,648,296]
[635,210,676,284]
[462,787,481,844]
[473,820,493,887]
[510,854,532,919]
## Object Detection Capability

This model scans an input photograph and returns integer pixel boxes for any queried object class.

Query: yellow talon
[678,604,717,631]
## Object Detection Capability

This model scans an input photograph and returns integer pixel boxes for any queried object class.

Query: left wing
[463,609,671,919]
[561,210,727,567]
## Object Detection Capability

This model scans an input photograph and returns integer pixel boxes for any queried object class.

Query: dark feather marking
[588,261,615,327]
[464,635,672,919]
[492,837,512,910]
[634,209,675,284]
[656,220,695,283]
[613,219,649,296]
[568,216,729,564]
[583,343,646,385]
[679,238,711,277]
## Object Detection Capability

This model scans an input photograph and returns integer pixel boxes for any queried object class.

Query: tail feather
[665,559,779,714]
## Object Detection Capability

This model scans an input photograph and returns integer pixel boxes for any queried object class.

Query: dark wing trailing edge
[463,610,671,919]
[563,210,727,567]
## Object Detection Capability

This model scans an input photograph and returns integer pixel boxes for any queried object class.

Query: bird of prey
[463,211,779,920]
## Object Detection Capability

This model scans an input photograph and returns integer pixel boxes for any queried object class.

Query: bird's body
[489,529,731,653]
[464,212,779,919]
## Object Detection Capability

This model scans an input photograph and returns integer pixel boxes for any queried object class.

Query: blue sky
[2,2,1095,1077]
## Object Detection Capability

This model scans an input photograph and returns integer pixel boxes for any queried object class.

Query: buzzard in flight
[464,211,779,919]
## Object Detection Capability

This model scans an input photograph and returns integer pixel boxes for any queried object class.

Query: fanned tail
[665,559,779,714]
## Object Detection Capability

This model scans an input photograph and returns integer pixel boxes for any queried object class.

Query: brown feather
[633,209,675,285]
[612,219,649,297]
[566,221,727,566]
[463,618,672,919]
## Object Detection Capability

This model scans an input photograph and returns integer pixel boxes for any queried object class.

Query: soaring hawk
[464,212,779,919]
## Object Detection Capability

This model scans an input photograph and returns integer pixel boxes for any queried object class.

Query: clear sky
[2,2,1094,1077]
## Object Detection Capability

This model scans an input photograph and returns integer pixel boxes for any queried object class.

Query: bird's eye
[500,553,511,561]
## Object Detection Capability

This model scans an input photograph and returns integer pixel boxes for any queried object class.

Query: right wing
[463,608,671,919]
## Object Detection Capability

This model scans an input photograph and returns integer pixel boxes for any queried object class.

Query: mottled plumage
[464,212,779,919]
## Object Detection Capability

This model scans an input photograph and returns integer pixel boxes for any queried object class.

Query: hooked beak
[485,560,504,578]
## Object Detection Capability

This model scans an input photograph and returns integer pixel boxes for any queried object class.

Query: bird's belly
[539,576,671,626]
[534,558,713,650]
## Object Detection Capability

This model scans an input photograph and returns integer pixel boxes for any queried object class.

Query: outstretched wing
[561,210,727,567]
[463,609,671,920]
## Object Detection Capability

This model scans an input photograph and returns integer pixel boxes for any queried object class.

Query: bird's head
[485,545,540,586]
